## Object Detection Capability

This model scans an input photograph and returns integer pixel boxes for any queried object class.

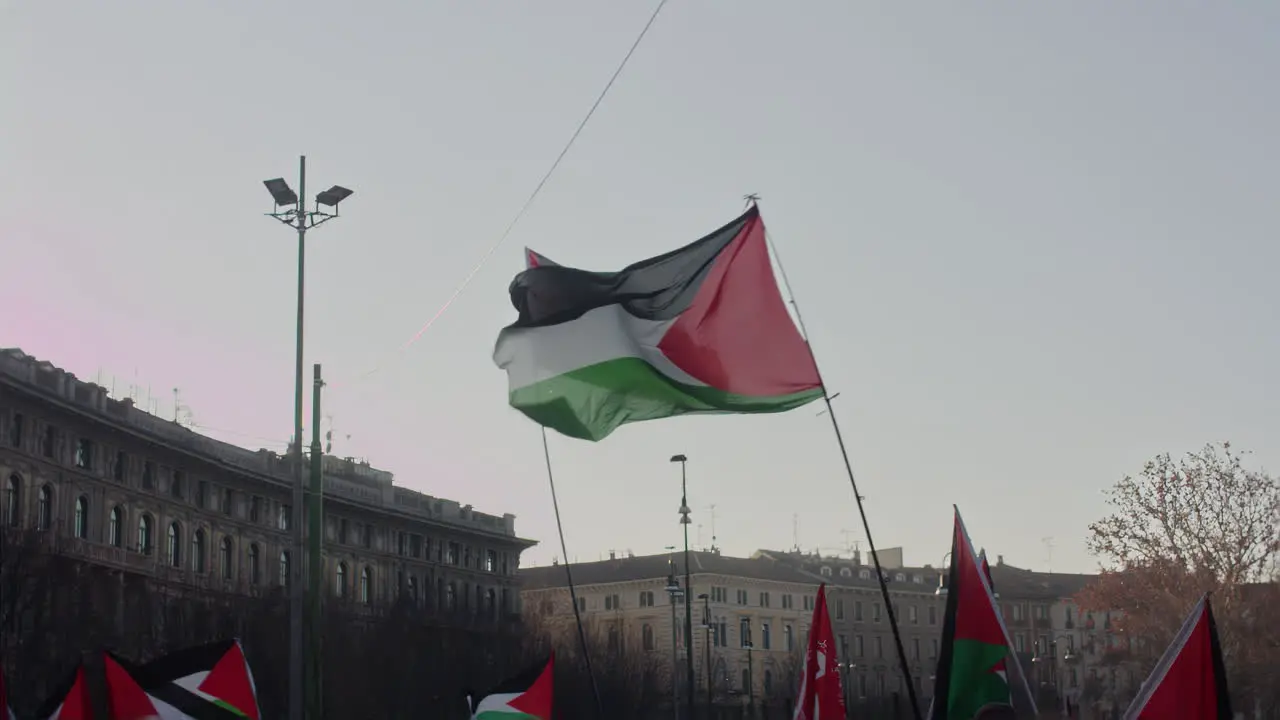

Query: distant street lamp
[666,569,684,720]
[698,592,713,711]
[262,157,353,720]
[671,453,696,720]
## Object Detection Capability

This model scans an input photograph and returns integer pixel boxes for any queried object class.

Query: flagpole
[755,198,925,720]
[541,427,605,719]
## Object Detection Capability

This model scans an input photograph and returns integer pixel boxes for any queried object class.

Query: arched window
[73,495,88,539]
[167,522,182,568]
[359,567,372,605]
[190,525,206,568]
[220,537,233,580]
[4,474,19,527]
[248,544,260,585]
[820,566,832,577]
[335,562,348,598]
[279,551,290,587]
[840,567,852,577]
[642,623,655,651]
[108,506,122,547]
[37,485,52,530]
[137,514,153,553]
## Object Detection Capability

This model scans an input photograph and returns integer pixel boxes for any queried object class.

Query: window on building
[248,544,260,584]
[335,562,348,598]
[167,522,182,568]
[740,618,752,647]
[717,620,727,647]
[761,623,771,650]
[855,600,863,621]
[191,529,206,573]
[74,438,93,470]
[221,488,233,516]
[859,569,870,580]
[838,633,849,658]
[759,591,770,608]
[875,636,883,658]
[784,624,794,652]
[338,517,348,544]
[37,485,52,530]
[486,549,498,573]
[4,474,19,527]
[931,638,938,658]
[8,413,22,447]
[362,524,372,548]
[895,572,906,583]
[1012,604,1023,621]
[577,597,586,613]
[820,566,832,577]
[711,587,727,603]
[908,605,918,625]
[138,514,153,553]
[277,504,291,531]
[873,602,882,622]
[195,480,208,509]
[840,567,852,577]
[607,626,620,653]
[112,451,127,482]
[220,537,233,580]
[447,542,460,565]
[736,589,748,605]
[410,534,423,559]
[781,594,793,609]
[642,623,655,651]
[855,635,864,657]
[408,576,419,604]
[41,425,56,458]
[250,496,261,523]
[279,551,290,587]
[639,590,655,607]
[73,495,88,539]
[171,470,185,499]
[836,598,845,620]
[929,605,938,625]
[604,594,620,611]
[912,638,920,660]
[1015,633,1026,653]
[142,461,155,491]
[108,506,122,547]
[360,567,372,605]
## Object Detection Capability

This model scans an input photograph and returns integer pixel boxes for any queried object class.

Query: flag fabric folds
[469,654,554,720]
[792,584,844,720]
[493,205,824,441]
[1122,593,1232,720]
[35,657,161,720]
[123,640,260,720]
[929,508,1034,720]
[978,551,1010,696]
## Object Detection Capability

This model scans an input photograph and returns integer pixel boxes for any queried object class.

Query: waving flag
[127,641,260,720]
[494,205,823,441]
[469,654,554,720]
[929,508,1035,719]
[1122,594,1232,719]
[792,584,844,720]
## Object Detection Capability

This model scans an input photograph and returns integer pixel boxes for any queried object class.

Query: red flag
[1123,594,1232,719]
[792,584,845,720]
[978,551,1010,687]
[103,655,161,720]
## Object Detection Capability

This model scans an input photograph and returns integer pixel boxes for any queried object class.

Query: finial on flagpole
[743,193,760,208]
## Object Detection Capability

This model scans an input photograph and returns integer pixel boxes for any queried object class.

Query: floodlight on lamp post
[261,156,353,720]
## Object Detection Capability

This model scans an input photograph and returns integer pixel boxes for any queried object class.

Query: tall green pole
[288,155,307,720]
[306,363,325,720]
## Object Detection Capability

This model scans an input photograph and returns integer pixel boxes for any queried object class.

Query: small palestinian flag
[35,655,161,720]
[1122,593,1232,719]
[929,508,1035,720]
[127,641,260,720]
[792,584,844,720]
[493,205,823,441]
[977,550,1010,694]
[469,654,553,720]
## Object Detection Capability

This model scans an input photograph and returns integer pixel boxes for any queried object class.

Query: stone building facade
[0,348,535,625]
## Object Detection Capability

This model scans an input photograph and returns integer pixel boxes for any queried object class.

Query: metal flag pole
[540,427,604,718]
[750,196,925,720]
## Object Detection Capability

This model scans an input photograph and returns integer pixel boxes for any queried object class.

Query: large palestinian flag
[1122,594,1232,719]
[493,205,823,441]
[929,508,1034,720]
[469,655,553,720]
[35,655,161,720]
[125,641,260,720]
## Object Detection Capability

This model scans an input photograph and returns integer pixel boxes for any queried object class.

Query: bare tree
[1078,442,1280,712]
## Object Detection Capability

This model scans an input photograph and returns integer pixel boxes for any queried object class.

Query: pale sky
[4,2,1277,575]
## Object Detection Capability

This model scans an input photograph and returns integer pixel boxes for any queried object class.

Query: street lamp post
[671,454,696,720]
[698,593,713,713]
[666,570,684,720]
[262,158,353,720]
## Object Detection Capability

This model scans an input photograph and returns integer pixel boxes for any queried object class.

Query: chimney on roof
[997,554,1004,567]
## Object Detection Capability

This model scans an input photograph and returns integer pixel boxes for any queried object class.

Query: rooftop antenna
[792,513,800,552]
[707,504,718,551]
[840,528,858,556]
[1042,536,1055,573]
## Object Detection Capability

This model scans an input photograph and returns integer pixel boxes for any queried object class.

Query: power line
[331,0,671,390]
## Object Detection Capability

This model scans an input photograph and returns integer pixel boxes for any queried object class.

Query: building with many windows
[522,546,1105,714]
[0,348,535,625]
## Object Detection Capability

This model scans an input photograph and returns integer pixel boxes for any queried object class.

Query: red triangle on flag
[103,655,161,720]
[507,653,554,719]
[1123,594,1232,719]
[196,642,260,720]
[48,668,91,720]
